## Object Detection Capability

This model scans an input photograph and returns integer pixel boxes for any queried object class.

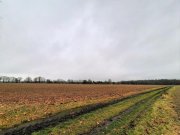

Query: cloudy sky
[0,0,179,81]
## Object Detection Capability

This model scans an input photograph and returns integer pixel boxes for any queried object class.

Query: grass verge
[32,88,165,135]
[124,86,179,135]
[96,88,166,135]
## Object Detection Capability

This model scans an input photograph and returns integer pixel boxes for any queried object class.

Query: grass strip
[97,88,167,135]
[32,87,166,135]
[125,86,179,135]
[93,88,168,135]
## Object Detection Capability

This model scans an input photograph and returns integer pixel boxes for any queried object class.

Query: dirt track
[83,87,169,135]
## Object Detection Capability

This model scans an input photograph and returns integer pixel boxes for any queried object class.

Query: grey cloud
[0,0,180,80]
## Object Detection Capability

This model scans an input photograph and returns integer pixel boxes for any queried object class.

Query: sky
[0,0,180,81]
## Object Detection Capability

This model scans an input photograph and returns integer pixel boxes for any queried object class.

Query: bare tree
[0,76,2,83]
[34,76,46,83]
[9,77,16,82]
[24,77,32,83]
[56,79,65,83]
[17,77,23,83]
[1,76,10,83]
[108,79,112,84]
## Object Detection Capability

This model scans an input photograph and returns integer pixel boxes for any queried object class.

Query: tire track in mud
[83,87,170,135]
[0,87,167,135]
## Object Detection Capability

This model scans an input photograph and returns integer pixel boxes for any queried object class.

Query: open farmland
[1,0,179,134]
[0,84,178,135]
[0,84,160,131]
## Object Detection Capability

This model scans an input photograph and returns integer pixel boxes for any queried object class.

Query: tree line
[120,79,180,85]
[0,76,111,84]
[0,76,180,85]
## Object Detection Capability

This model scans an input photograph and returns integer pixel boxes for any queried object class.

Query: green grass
[32,88,164,135]
[97,90,163,135]
[124,86,179,135]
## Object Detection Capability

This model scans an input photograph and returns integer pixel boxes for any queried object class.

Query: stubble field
[0,84,158,130]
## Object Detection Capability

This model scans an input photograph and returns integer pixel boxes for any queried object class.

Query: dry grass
[172,86,180,119]
[126,86,180,135]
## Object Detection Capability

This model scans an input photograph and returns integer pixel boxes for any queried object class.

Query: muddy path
[0,87,167,135]
[83,87,170,135]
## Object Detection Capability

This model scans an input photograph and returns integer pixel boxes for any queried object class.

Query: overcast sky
[0,0,180,81]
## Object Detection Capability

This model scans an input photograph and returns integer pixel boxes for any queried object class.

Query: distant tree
[88,79,93,84]
[17,77,23,83]
[46,79,52,83]
[120,79,180,85]
[1,76,5,83]
[82,79,92,84]
[82,80,88,84]
[9,77,16,83]
[34,76,46,83]
[1,76,10,83]
[24,77,32,83]
[55,79,66,83]
[108,79,112,84]
[67,79,74,83]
